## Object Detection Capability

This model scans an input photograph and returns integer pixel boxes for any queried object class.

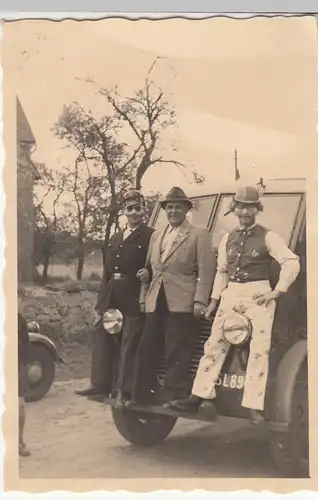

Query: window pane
[212,194,301,249]
[154,195,216,231]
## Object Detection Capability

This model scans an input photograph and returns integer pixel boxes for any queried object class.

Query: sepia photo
[2,13,318,492]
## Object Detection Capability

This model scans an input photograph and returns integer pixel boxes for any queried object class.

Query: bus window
[212,193,302,250]
[153,195,217,231]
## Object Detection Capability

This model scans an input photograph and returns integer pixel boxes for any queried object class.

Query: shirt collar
[168,220,187,232]
[125,222,143,233]
[236,223,257,234]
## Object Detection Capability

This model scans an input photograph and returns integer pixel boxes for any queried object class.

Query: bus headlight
[103,309,123,335]
[222,312,252,346]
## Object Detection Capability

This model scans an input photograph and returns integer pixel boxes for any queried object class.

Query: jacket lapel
[155,226,168,264]
[124,223,145,244]
[162,221,191,263]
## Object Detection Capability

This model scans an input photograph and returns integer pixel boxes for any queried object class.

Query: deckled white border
[1,10,317,499]
[0,11,310,20]
[0,17,6,497]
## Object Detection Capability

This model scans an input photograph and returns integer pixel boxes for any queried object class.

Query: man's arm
[210,232,230,301]
[18,313,31,364]
[139,231,156,306]
[265,231,300,292]
[95,235,115,314]
[193,228,217,306]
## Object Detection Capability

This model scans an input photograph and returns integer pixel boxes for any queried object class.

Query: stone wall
[19,282,100,347]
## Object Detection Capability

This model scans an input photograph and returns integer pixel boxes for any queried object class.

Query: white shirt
[211,227,300,300]
[160,221,186,261]
[122,223,143,241]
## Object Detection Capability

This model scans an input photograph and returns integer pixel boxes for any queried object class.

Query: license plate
[216,373,245,390]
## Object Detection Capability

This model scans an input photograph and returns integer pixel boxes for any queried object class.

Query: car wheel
[111,407,177,446]
[25,344,56,402]
[269,360,309,477]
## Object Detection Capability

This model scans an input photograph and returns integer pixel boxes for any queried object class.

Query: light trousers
[192,281,276,411]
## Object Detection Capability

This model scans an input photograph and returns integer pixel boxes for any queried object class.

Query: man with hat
[168,185,300,423]
[130,186,216,405]
[75,189,154,406]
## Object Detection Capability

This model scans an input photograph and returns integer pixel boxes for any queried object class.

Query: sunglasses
[126,204,143,213]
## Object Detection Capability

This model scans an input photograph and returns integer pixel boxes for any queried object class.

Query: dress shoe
[74,386,110,397]
[115,398,127,408]
[115,391,131,408]
[249,409,264,424]
[199,400,217,419]
[124,399,138,407]
[165,395,202,413]
[19,443,31,457]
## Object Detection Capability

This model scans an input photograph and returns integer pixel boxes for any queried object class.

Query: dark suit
[91,223,154,395]
[132,221,216,403]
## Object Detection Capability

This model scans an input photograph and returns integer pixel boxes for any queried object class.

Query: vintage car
[26,321,64,402]
[90,178,308,478]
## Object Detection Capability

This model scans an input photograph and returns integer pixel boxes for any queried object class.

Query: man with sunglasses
[130,186,216,406]
[75,190,154,406]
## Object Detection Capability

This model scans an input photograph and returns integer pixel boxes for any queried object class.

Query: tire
[269,360,309,477]
[25,344,56,402]
[111,407,177,446]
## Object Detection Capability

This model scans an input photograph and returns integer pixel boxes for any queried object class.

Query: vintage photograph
[2,14,317,487]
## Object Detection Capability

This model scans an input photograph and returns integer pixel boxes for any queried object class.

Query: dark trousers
[90,315,144,395]
[90,320,117,393]
[132,286,196,403]
[117,316,145,395]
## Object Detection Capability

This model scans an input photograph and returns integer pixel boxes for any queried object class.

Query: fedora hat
[160,186,193,210]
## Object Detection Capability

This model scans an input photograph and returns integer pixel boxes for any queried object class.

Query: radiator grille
[156,320,211,383]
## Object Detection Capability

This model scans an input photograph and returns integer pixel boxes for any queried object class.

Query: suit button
[116,255,120,258]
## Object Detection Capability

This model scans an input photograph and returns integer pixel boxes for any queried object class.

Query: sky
[4,16,318,197]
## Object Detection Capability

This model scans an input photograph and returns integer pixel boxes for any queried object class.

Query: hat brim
[160,199,193,210]
[124,200,144,207]
[234,198,260,204]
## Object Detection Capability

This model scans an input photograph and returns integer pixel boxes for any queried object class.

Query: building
[17,97,37,282]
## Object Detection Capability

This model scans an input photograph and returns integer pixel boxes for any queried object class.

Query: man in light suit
[131,187,216,405]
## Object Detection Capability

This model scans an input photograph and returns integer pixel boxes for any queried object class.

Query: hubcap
[27,362,43,385]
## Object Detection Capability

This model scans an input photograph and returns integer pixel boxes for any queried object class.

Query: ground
[18,285,285,479]
[19,375,284,479]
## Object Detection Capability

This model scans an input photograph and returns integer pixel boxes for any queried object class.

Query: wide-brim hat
[160,186,193,210]
[233,185,260,204]
[224,185,263,216]
[122,189,145,207]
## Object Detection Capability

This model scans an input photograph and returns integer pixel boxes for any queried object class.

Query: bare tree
[60,157,116,280]
[33,163,67,282]
[54,59,204,271]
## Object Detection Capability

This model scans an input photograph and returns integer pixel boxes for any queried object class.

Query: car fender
[271,339,307,424]
[29,332,64,363]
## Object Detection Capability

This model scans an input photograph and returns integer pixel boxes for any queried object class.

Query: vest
[226,224,272,283]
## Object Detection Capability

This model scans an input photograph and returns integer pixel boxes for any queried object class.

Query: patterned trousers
[192,281,276,411]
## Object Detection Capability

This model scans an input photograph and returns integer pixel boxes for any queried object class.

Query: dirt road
[19,378,283,479]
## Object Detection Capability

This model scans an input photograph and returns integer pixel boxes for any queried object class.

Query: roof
[17,97,36,144]
[184,178,306,199]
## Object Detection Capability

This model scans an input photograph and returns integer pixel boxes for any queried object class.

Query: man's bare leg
[19,397,31,457]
